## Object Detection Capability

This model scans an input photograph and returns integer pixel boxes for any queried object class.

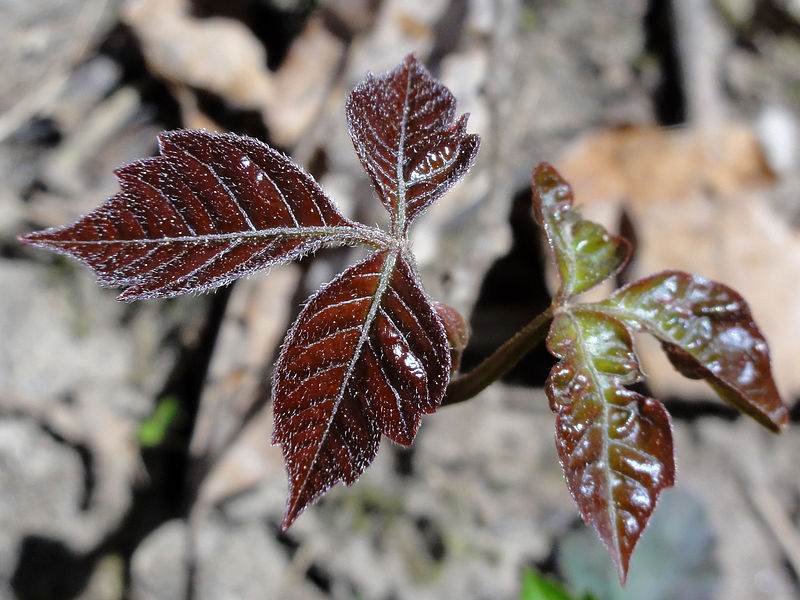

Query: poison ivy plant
[19,55,788,583]
[532,162,788,582]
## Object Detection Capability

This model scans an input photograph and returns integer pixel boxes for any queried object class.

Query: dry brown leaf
[122,0,275,115]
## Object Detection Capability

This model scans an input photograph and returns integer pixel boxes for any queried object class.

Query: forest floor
[2,1,800,599]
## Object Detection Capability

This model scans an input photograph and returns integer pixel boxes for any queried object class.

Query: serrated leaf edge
[275,248,401,527]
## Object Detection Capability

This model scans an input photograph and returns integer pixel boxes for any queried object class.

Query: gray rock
[130,520,189,600]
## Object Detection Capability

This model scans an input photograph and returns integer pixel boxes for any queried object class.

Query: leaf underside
[347,54,480,236]
[605,271,788,431]
[19,130,361,300]
[531,162,630,300]
[547,309,675,584]
[272,249,449,528]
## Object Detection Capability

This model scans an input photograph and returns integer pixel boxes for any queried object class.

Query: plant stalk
[441,305,554,406]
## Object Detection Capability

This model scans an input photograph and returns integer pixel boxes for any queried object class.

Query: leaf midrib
[34,225,392,248]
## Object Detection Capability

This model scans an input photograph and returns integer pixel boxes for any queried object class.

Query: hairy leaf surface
[19,130,374,300]
[604,271,788,431]
[272,249,449,528]
[546,308,675,583]
[347,54,479,235]
[20,56,475,527]
[531,163,630,300]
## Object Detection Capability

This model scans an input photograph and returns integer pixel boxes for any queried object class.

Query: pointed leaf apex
[17,231,40,246]
[614,553,630,586]
[547,309,675,587]
[347,55,480,235]
[531,162,571,222]
[531,162,630,299]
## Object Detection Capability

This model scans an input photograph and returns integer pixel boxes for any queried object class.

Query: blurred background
[1,0,800,598]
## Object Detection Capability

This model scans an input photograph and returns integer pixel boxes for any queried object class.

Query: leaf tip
[762,402,789,433]
[614,554,631,587]
[17,231,40,246]
[593,506,646,587]
[531,160,558,182]
[17,228,61,249]
[776,406,790,429]
[282,484,316,531]
[531,161,564,188]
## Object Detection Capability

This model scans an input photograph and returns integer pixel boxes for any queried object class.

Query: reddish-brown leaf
[604,271,789,431]
[272,249,449,528]
[546,308,675,583]
[431,300,471,374]
[19,130,378,300]
[346,54,479,235]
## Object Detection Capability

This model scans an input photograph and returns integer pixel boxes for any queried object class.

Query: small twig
[442,305,553,406]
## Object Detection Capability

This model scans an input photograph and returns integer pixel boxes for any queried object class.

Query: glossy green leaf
[531,163,630,300]
[546,308,675,584]
[603,271,788,432]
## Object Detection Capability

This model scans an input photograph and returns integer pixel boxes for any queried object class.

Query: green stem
[441,305,554,406]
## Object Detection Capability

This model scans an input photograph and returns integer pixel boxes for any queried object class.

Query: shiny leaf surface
[346,54,479,235]
[19,130,372,300]
[546,308,675,583]
[521,568,597,600]
[604,271,788,431]
[272,249,449,528]
[531,163,630,300]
